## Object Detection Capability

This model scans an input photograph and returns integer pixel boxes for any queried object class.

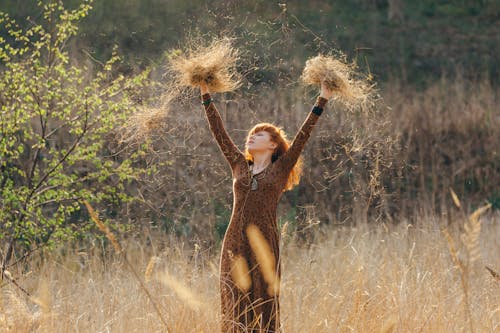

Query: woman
[200,81,334,332]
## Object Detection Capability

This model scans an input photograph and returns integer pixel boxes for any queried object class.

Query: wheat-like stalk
[449,187,462,208]
[444,199,491,333]
[145,256,161,283]
[230,255,252,292]
[83,200,121,253]
[246,224,280,296]
[442,228,463,272]
[461,203,491,263]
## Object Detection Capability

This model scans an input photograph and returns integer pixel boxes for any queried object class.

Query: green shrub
[0,0,149,264]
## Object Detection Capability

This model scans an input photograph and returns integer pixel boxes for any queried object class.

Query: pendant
[251,177,258,190]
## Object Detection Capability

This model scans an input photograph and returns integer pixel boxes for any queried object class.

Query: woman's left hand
[319,80,335,100]
[200,81,210,95]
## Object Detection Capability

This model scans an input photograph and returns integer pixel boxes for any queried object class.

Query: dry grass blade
[168,37,242,93]
[2,270,30,297]
[83,200,121,253]
[280,221,289,239]
[449,187,461,208]
[443,225,475,333]
[485,266,500,281]
[246,224,280,296]
[145,256,161,283]
[2,270,12,281]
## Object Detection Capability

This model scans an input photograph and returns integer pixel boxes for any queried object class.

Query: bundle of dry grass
[118,106,169,144]
[117,87,177,145]
[168,37,242,93]
[301,54,374,109]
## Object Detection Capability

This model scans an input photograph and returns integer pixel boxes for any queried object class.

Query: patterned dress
[201,93,327,332]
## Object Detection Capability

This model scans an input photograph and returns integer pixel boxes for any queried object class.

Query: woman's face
[246,130,277,153]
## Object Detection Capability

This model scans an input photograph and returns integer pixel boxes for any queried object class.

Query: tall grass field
[1,214,498,332]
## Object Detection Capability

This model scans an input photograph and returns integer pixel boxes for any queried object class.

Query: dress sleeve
[277,96,328,172]
[202,93,245,170]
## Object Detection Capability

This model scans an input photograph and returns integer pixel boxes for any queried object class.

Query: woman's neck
[251,152,273,169]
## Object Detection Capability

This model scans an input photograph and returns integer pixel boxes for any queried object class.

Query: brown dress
[201,93,327,332]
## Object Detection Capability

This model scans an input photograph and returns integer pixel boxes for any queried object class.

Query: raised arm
[200,87,245,170]
[277,96,329,172]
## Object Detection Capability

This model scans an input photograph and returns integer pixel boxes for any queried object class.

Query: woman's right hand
[200,81,210,95]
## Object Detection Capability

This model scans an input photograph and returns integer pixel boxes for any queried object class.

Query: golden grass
[1,214,498,332]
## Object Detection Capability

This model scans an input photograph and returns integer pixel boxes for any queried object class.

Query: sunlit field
[1,2,499,333]
[1,214,498,333]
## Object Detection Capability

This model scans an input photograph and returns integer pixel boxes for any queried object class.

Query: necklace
[249,163,271,191]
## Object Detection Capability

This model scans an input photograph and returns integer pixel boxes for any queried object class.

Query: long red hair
[244,123,303,192]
